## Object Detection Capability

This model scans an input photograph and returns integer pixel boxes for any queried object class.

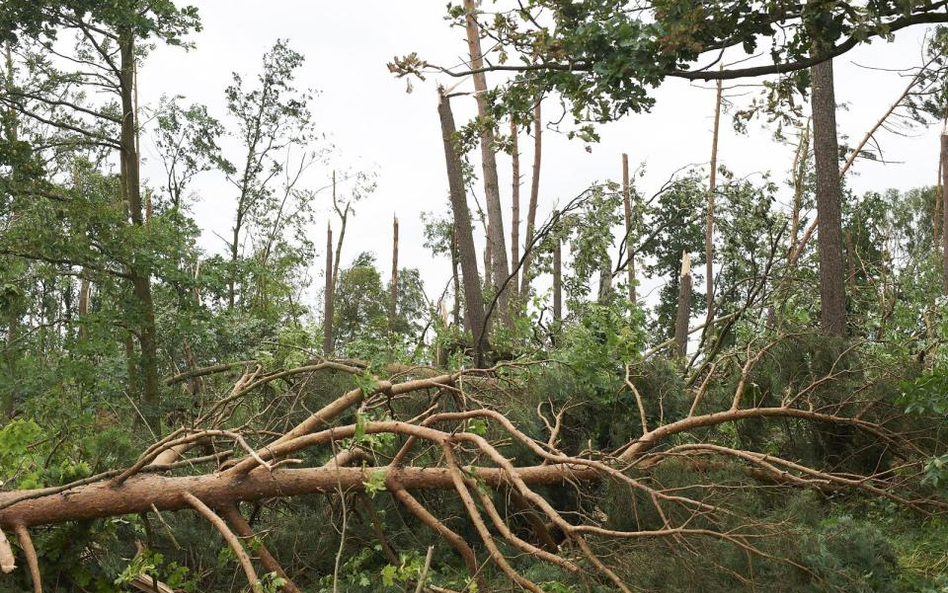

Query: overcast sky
[137,2,944,314]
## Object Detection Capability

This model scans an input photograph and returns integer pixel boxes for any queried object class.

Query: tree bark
[553,225,562,323]
[674,252,692,360]
[451,227,461,328]
[2,43,21,418]
[941,132,948,294]
[811,58,847,337]
[845,229,856,289]
[463,0,510,324]
[323,223,334,355]
[935,145,943,252]
[597,256,613,303]
[390,215,399,331]
[120,30,160,406]
[521,101,542,296]
[511,117,521,302]
[439,90,488,366]
[621,154,636,304]
[706,75,723,325]
[0,463,590,529]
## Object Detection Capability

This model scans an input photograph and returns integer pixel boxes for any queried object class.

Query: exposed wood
[789,121,810,258]
[413,546,434,593]
[0,527,13,573]
[674,252,693,359]
[936,144,943,250]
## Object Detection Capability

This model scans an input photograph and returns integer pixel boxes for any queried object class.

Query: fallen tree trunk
[0,463,592,528]
[0,351,942,593]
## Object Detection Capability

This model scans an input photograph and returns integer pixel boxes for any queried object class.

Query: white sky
[137,2,944,314]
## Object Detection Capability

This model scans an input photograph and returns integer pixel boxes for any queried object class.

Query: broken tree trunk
[521,101,542,296]
[511,116,521,303]
[390,215,399,332]
[622,154,636,304]
[707,74,723,326]
[438,89,488,366]
[942,132,948,295]
[553,221,562,323]
[675,252,693,360]
[323,223,334,355]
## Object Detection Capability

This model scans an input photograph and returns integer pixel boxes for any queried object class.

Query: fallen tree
[0,343,944,592]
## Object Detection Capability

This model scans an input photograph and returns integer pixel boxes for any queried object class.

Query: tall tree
[0,0,201,408]
[323,223,334,355]
[223,40,314,311]
[706,75,723,325]
[621,153,635,303]
[461,0,510,325]
[438,88,487,366]
[390,214,399,331]
[510,116,521,302]
[942,131,948,294]
[811,58,847,337]
[520,101,543,296]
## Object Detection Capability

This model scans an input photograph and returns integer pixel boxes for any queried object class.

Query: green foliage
[395,1,948,132]
[900,365,948,416]
[115,549,197,593]
[362,469,387,497]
